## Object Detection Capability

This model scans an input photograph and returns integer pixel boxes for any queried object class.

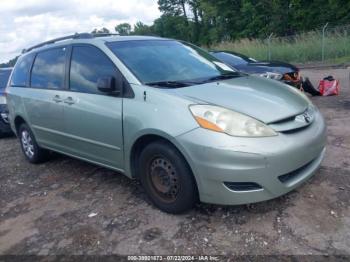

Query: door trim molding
[32,125,121,151]
[39,141,125,174]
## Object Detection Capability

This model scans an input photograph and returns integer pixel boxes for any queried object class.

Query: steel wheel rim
[148,157,180,203]
[21,130,34,158]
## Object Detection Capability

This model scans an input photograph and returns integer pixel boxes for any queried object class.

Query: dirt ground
[0,68,349,256]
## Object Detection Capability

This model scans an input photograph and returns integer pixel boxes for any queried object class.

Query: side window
[31,47,66,89]
[70,46,116,94]
[10,53,35,87]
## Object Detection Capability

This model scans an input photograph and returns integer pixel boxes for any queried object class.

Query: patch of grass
[324,56,350,65]
[212,28,350,64]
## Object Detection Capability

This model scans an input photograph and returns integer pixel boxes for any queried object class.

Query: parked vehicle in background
[0,68,13,137]
[210,51,302,89]
[7,34,326,214]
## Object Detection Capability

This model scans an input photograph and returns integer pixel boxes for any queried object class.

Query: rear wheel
[139,140,198,214]
[19,123,49,164]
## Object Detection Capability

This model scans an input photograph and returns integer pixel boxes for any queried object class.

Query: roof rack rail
[22,32,119,54]
[92,33,120,37]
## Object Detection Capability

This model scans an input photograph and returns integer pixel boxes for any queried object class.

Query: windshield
[211,52,252,66]
[0,69,11,90]
[107,40,239,86]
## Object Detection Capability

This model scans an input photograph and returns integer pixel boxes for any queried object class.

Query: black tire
[18,123,49,164]
[139,140,198,214]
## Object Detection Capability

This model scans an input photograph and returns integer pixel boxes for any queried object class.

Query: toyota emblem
[303,112,311,123]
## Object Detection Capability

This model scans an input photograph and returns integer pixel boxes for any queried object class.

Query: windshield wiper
[145,80,197,88]
[145,73,242,88]
[204,72,242,82]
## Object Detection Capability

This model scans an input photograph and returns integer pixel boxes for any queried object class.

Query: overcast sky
[0,0,161,63]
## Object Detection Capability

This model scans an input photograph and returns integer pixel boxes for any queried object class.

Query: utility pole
[268,33,274,60]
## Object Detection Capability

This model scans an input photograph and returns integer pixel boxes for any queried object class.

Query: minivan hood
[165,76,309,124]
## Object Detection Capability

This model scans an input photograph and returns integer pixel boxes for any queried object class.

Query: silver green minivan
[6,34,326,213]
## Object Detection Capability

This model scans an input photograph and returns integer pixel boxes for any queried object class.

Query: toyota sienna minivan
[6,34,326,213]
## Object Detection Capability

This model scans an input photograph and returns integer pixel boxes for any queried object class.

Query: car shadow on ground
[43,148,300,219]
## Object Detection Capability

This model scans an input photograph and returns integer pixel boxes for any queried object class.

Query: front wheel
[139,140,198,214]
[19,123,49,164]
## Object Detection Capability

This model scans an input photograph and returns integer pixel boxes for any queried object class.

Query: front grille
[224,182,263,191]
[280,125,309,134]
[278,158,315,184]
[270,116,296,125]
[268,106,315,133]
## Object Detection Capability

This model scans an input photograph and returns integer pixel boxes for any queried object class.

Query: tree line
[120,0,350,46]
[1,0,350,68]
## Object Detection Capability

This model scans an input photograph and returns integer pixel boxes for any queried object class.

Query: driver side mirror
[97,76,122,95]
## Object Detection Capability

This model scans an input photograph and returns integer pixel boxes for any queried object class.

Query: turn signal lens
[194,116,223,132]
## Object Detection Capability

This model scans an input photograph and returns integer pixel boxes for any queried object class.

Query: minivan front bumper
[176,109,327,205]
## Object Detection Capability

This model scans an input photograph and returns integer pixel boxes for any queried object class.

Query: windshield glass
[211,52,251,66]
[0,69,11,90]
[107,40,238,85]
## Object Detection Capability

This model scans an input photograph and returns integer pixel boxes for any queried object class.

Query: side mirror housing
[97,76,122,94]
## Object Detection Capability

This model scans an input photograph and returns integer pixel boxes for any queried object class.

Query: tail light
[283,71,300,82]
[283,73,293,81]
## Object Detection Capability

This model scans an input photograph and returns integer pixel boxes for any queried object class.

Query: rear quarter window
[10,53,35,87]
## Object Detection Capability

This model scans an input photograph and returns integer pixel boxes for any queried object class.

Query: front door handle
[63,97,76,105]
[53,95,63,103]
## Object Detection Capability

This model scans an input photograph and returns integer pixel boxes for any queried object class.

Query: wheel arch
[128,132,201,192]
[129,133,175,179]
[14,115,28,135]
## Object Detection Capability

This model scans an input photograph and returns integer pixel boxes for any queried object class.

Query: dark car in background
[210,51,302,89]
[0,68,13,136]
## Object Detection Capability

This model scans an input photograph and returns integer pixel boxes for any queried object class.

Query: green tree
[0,56,18,68]
[115,23,132,35]
[158,0,190,40]
[91,27,110,34]
[153,14,191,41]
[133,22,154,35]
[158,0,188,19]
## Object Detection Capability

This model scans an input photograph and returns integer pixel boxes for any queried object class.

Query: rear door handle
[52,95,63,103]
[63,97,76,105]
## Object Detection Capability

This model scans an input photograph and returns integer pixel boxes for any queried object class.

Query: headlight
[189,105,277,137]
[256,72,283,80]
[0,96,6,105]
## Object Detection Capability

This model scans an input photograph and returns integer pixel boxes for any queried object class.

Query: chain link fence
[215,23,350,64]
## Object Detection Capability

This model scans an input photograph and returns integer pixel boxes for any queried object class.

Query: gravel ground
[0,68,349,256]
